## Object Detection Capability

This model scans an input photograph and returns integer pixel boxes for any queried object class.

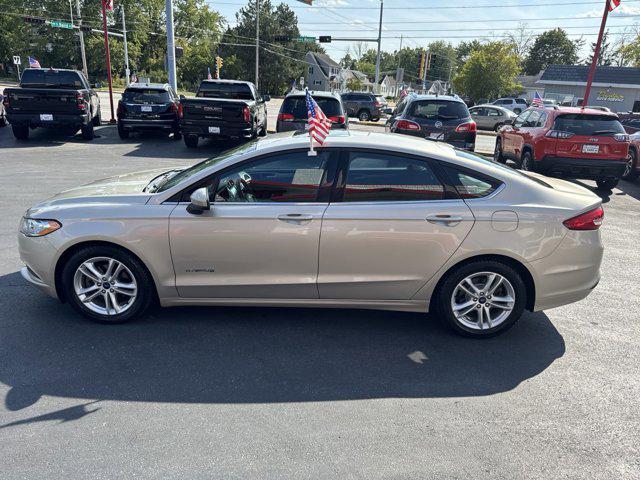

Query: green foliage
[453,42,521,101]
[584,30,618,67]
[523,28,579,75]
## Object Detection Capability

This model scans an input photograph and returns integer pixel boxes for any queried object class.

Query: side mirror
[186,187,210,215]
[262,94,271,102]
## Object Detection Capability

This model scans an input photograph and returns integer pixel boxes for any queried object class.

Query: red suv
[494,106,629,190]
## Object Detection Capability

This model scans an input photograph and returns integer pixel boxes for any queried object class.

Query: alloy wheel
[494,139,502,162]
[623,152,634,178]
[450,271,516,331]
[73,256,138,315]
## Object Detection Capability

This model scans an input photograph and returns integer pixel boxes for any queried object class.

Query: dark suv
[117,83,181,140]
[387,94,476,151]
[276,91,348,132]
[341,92,386,121]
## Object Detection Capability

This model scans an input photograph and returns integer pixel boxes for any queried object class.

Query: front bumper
[18,233,58,299]
[538,156,627,179]
[7,112,90,128]
[119,118,177,131]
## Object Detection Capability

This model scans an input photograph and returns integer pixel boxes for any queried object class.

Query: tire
[81,122,95,140]
[514,108,522,114]
[172,126,182,141]
[622,149,637,180]
[435,260,527,337]
[520,150,534,171]
[92,109,101,126]
[184,134,198,148]
[494,122,503,132]
[0,114,6,127]
[596,177,619,190]
[258,120,267,137]
[357,109,371,122]
[117,123,129,139]
[12,124,29,140]
[61,245,155,324]
[493,137,505,163]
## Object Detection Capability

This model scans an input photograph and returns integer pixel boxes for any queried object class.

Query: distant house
[305,52,341,91]
[515,71,545,101]
[340,69,374,92]
[379,75,397,97]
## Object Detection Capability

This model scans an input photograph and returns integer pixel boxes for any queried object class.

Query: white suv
[492,97,529,114]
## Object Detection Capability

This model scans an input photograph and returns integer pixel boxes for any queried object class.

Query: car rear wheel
[622,149,637,180]
[520,150,534,171]
[117,123,130,139]
[596,177,619,190]
[0,114,7,127]
[61,245,155,324]
[92,109,101,126]
[172,126,182,141]
[493,138,505,163]
[436,260,527,337]
[259,120,267,137]
[358,109,371,122]
[494,122,503,132]
[81,122,95,140]
[184,134,198,148]
[514,108,522,114]
[12,124,29,140]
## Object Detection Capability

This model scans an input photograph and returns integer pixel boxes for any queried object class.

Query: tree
[453,42,521,101]
[505,22,535,59]
[585,30,617,67]
[456,40,484,65]
[523,28,579,75]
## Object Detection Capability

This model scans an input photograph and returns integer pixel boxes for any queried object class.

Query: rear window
[410,100,469,120]
[553,114,625,136]
[20,69,83,88]
[281,96,342,118]
[122,88,171,103]
[197,82,253,100]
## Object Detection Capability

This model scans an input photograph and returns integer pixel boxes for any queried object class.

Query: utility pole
[255,0,260,88]
[101,0,116,123]
[374,0,384,90]
[73,0,88,77]
[166,0,178,91]
[121,8,130,86]
[583,0,611,106]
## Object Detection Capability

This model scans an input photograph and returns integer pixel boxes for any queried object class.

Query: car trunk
[549,113,628,160]
[278,96,345,130]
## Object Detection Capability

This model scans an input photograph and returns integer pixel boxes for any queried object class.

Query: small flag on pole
[609,0,621,11]
[532,91,543,107]
[305,88,331,155]
[131,74,138,83]
[207,67,212,80]
[28,56,41,68]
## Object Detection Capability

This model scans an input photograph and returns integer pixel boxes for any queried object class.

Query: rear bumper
[7,111,90,127]
[276,122,348,133]
[538,156,627,179]
[119,118,177,130]
[180,120,253,138]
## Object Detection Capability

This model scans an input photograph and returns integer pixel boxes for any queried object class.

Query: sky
[206,0,640,67]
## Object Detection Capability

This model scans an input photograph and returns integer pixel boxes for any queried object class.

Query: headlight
[20,218,61,237]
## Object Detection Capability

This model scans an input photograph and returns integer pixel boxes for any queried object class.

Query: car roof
[200,79,253,85]
[125,83,171,90]
[408,94,465,103]
[285,90,340,99]
[537,106,618,116]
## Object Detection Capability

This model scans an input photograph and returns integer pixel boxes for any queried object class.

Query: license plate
[141,106,152,112]
[582,144,599,154]
[429,132,442,139]
[208,126,220,134]
[40,114,53,121]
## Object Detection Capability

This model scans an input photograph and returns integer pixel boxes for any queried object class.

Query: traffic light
[80,25,93,32]
[318,36,331,43]
[428,53,437,71]
[273,35,292,42]
[24,16,46,25]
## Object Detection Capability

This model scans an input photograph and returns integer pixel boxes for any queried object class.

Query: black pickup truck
[2,68,101,141]
[179,79,269,148]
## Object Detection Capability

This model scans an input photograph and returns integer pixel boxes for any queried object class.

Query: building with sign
[538,64,640,112]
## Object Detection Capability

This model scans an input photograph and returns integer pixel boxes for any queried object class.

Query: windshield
[154,141,258,193]
[553,114,624,136]
[281,96,342,118]
[20,69,83,88]
[197,82,253,100]
[411,100,469,120]
[122,89,171,104]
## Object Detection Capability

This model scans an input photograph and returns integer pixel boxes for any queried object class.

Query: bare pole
[583,0,611,106]
[374,0,384,89]
[101,0,116,123]
[255,0,260,88]
[121,8,130,86]
[73,0,88,77]
[166,0,178,90]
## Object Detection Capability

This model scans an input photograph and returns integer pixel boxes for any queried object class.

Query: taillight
[546,130,574,139]
[169,102,177,113]
[2,93,9,108]
[613,133,629,142]
[374,101,382,107]
[242,106,251,123]
[76,92,86,110]
[395,119,420,131]
[177,103,184,119]
[563,206,604,231]
[328,115,345,124]
[278,113,295,122]
[456,121,476,133]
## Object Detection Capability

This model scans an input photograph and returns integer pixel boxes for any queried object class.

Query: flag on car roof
[28,56,41,68]
[609,0,621,11]
[532,91,543,107]
[306,88,331,146]
[207,67,212,80]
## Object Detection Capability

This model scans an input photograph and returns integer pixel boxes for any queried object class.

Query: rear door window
[343,152,444,202]
[122,89,171,103]
[442,165,502,199]
[20,69,83,88]
[281,96,341,118]
[197,82,253,100]
[553,114,625,136]
[410,100,469,120]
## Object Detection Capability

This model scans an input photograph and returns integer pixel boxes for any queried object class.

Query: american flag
[532,91,543,107]
[103,0,114,11]
[306,89,331,145]
[28,57,41,68]
[207,67,212,80]
[609,0,621,11]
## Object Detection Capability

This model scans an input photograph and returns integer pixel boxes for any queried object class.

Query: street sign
[13,56,21,65]
[50,20,74,29]
[296,36,316,43]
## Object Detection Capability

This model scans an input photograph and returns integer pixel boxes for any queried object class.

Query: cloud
[577,3,640,18]
[315,0,350,7]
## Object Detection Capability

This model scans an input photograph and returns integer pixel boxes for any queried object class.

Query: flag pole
[583,0,611,107]
[101,0,116,124]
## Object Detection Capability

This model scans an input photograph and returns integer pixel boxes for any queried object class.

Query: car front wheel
[436,260,527,337]
[358,110,371,122]
[61,245,154,324]
[520,150,534,171]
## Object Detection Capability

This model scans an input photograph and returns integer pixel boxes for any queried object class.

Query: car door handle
[277,213,314,223]
[426,214,464,226]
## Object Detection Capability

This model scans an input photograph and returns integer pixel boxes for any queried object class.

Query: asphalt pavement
[0,121,638,479]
